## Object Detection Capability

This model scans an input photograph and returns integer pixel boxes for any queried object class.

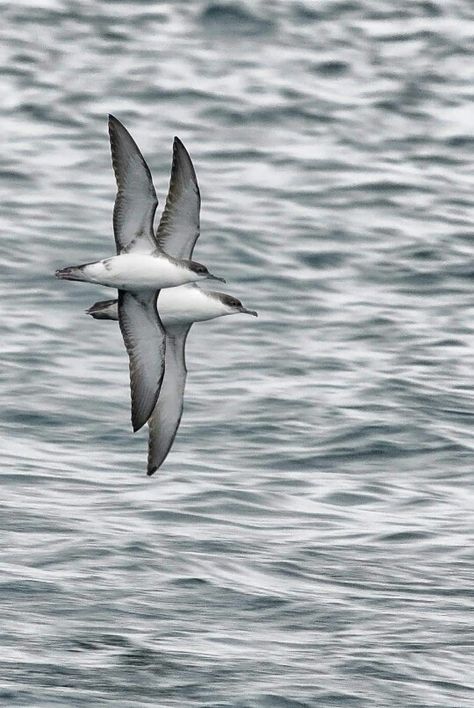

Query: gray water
[1,1,474,706]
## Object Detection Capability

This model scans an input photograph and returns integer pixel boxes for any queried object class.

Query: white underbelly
[159,285,224,326]
[84,254,190,290]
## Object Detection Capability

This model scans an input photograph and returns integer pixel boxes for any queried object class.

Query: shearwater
[86,132,257,475]
[55,115,224,432]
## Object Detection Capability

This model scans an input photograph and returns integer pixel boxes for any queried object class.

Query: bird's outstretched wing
[155,137,200,260]
[147,324,191,475]
[109,114,159,255]
[118,290,166,432]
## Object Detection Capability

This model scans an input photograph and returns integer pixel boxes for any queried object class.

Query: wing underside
[147,324,191,475]
[109,115,159,255]
[118,290,166,432]
[155,137,200,260]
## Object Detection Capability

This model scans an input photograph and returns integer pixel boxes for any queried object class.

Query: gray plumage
[109,115,165,431]
[118,291,165,432]
[147,324,191,475]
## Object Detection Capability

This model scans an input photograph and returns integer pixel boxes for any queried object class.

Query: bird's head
[184,259,226,283]
[215,293,258,317]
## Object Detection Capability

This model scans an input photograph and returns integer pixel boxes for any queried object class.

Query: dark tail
[55,265,89,282]
[86,299,119,320]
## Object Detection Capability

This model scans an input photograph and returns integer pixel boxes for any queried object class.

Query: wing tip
[173,136,191,161]
[171,136,199,193]
[131,395,161,433]
[108,113,120,131]
[131,398,160,433]
[132,415,145,433]
[173,136,191,158]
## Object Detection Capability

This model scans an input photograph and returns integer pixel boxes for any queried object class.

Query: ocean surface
[1,1,474,705]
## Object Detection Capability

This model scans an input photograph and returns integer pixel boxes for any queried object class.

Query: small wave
[199,2,276,36]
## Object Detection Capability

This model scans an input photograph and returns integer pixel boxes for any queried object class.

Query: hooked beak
[207,273,226,283]
[240,307,258,317]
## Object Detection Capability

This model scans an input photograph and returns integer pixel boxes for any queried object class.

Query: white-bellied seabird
[55,115,224,432]
[86,134,257,475]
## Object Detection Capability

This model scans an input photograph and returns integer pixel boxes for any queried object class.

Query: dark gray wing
[109,115,159,254]
[155,137,200,259]
[147,324,191,475]
[118,290,165,432]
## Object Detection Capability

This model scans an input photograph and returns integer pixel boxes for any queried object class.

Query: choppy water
[1,1,474,705]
